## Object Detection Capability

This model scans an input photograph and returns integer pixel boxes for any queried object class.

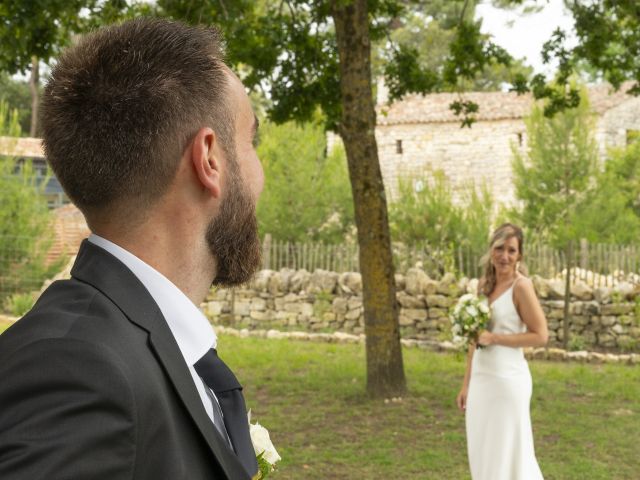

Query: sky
[475,0,577,76]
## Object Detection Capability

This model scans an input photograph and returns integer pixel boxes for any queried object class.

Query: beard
[206,160,262,287]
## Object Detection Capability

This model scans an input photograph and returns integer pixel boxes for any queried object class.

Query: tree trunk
[29,56,40,137]
[563,240,572,349]
[331,0,406,398]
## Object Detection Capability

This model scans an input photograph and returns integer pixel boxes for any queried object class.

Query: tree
[511,91,599,347]
[0,73,31,135]
[375,1,533,93]
[0,100,60,305]
[0,0,91,135]
[0,0,151,136]
[389,171,492,250]
[507,1,640,116]
[256,119,354,243]
[330,0,407,396]
[389,170,493,277]
[152,0,517,397]
[572,141,640,245]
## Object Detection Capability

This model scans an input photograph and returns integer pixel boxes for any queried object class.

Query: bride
[456,223,548,480]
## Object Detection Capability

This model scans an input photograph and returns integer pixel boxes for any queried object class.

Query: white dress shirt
[88,234,221,426]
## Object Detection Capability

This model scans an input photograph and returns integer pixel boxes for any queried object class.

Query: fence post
[580,238,588,272]
[262,234,272,270]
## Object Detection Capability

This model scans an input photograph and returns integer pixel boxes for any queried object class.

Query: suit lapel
[71,240,250,480]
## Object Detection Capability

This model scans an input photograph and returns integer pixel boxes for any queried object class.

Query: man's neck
[92,226,216,306]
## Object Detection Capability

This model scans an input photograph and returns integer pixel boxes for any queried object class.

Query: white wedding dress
[466,280,544,480]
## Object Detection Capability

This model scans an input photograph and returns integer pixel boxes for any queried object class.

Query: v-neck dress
[465,279,544,480]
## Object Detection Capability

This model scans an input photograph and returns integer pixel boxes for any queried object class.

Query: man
[0,18,263,480]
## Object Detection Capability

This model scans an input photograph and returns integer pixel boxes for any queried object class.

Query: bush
[3,292,36,316]
[0,100,63,303]
[388,169,493,276]
[256,118,354,243]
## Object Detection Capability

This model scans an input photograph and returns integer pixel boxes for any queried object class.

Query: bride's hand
[477,330,495,347]
[456,386,468,412]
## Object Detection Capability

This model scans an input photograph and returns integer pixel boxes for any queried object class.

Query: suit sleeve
[0,338,136,479]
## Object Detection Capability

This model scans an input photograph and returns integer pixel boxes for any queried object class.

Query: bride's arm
[477,277,549,348]
[456,344,475,411]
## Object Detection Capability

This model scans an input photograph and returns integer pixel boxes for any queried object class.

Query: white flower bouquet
[248,411,281,480]
[450,293,491,350]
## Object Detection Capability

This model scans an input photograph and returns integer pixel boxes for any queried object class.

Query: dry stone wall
[203,268,640,352]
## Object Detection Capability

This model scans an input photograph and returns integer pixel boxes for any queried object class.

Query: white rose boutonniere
[248,411,281,480]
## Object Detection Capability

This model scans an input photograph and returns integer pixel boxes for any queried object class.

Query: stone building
[373,82,640,206]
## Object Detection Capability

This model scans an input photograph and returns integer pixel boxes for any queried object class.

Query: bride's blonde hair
[479,223,528,296]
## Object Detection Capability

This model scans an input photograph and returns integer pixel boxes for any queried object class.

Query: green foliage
[388,170,493,255]
[0,0,152,74]
[0,100,61,302]
[256,119,353,242]
[570,1,640,94]
[155,1,519,129]
[376,2,525,123]
[0,0,90,74]
[511,88,599,248]
[254,452,273,480]
[512,2,640,116]
[634,297,640,326]
[617,337,638,353]
[572,141,640,244]
[567,334,585,352]
[0,73,31,135]
[3,292,35,316]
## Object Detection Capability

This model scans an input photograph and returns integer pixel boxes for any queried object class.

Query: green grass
[1,319,637,479]
[219,335,640,480]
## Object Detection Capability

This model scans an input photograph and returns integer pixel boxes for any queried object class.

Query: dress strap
[511,275,523,290]
[510,275,524,307]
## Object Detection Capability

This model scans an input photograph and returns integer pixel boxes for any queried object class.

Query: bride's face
[491,236,520,275]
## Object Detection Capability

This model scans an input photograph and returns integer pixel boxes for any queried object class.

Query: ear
[191,127,222,199]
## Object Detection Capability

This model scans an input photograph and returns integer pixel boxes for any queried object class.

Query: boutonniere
[248,410,281,480]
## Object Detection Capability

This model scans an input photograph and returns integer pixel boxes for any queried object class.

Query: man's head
[42,17,233,217]
[41,18,263,286]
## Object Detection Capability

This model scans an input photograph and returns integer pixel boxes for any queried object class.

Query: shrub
[3,292,36,316]
[0,100,63,303]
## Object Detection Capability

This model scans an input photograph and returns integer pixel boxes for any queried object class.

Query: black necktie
[193,348,258,477]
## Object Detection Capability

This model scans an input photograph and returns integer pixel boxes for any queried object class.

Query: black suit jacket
[0,240,253,480]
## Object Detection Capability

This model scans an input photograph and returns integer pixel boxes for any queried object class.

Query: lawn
[221,335,640,480]
[1,319,637,479]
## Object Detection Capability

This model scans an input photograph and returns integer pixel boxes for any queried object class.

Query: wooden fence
[261,236,640,287]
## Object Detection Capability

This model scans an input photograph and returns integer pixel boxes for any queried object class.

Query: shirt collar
[88,234,216,365]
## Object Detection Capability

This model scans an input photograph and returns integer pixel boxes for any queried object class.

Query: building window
[396,139,403,154]
[626,130,640,145]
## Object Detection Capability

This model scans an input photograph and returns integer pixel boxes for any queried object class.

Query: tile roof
[377,82,638,125]
[0,136,44,157]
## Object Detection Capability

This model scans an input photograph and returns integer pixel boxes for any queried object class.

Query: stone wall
[375,119,526,206]
[202,268,640,352]
[596,95,640,158]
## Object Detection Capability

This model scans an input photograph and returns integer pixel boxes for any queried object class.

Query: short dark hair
[41,17,233,219]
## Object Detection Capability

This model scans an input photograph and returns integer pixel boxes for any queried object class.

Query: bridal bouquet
[449,293,491,350]
[248,411,281,480]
